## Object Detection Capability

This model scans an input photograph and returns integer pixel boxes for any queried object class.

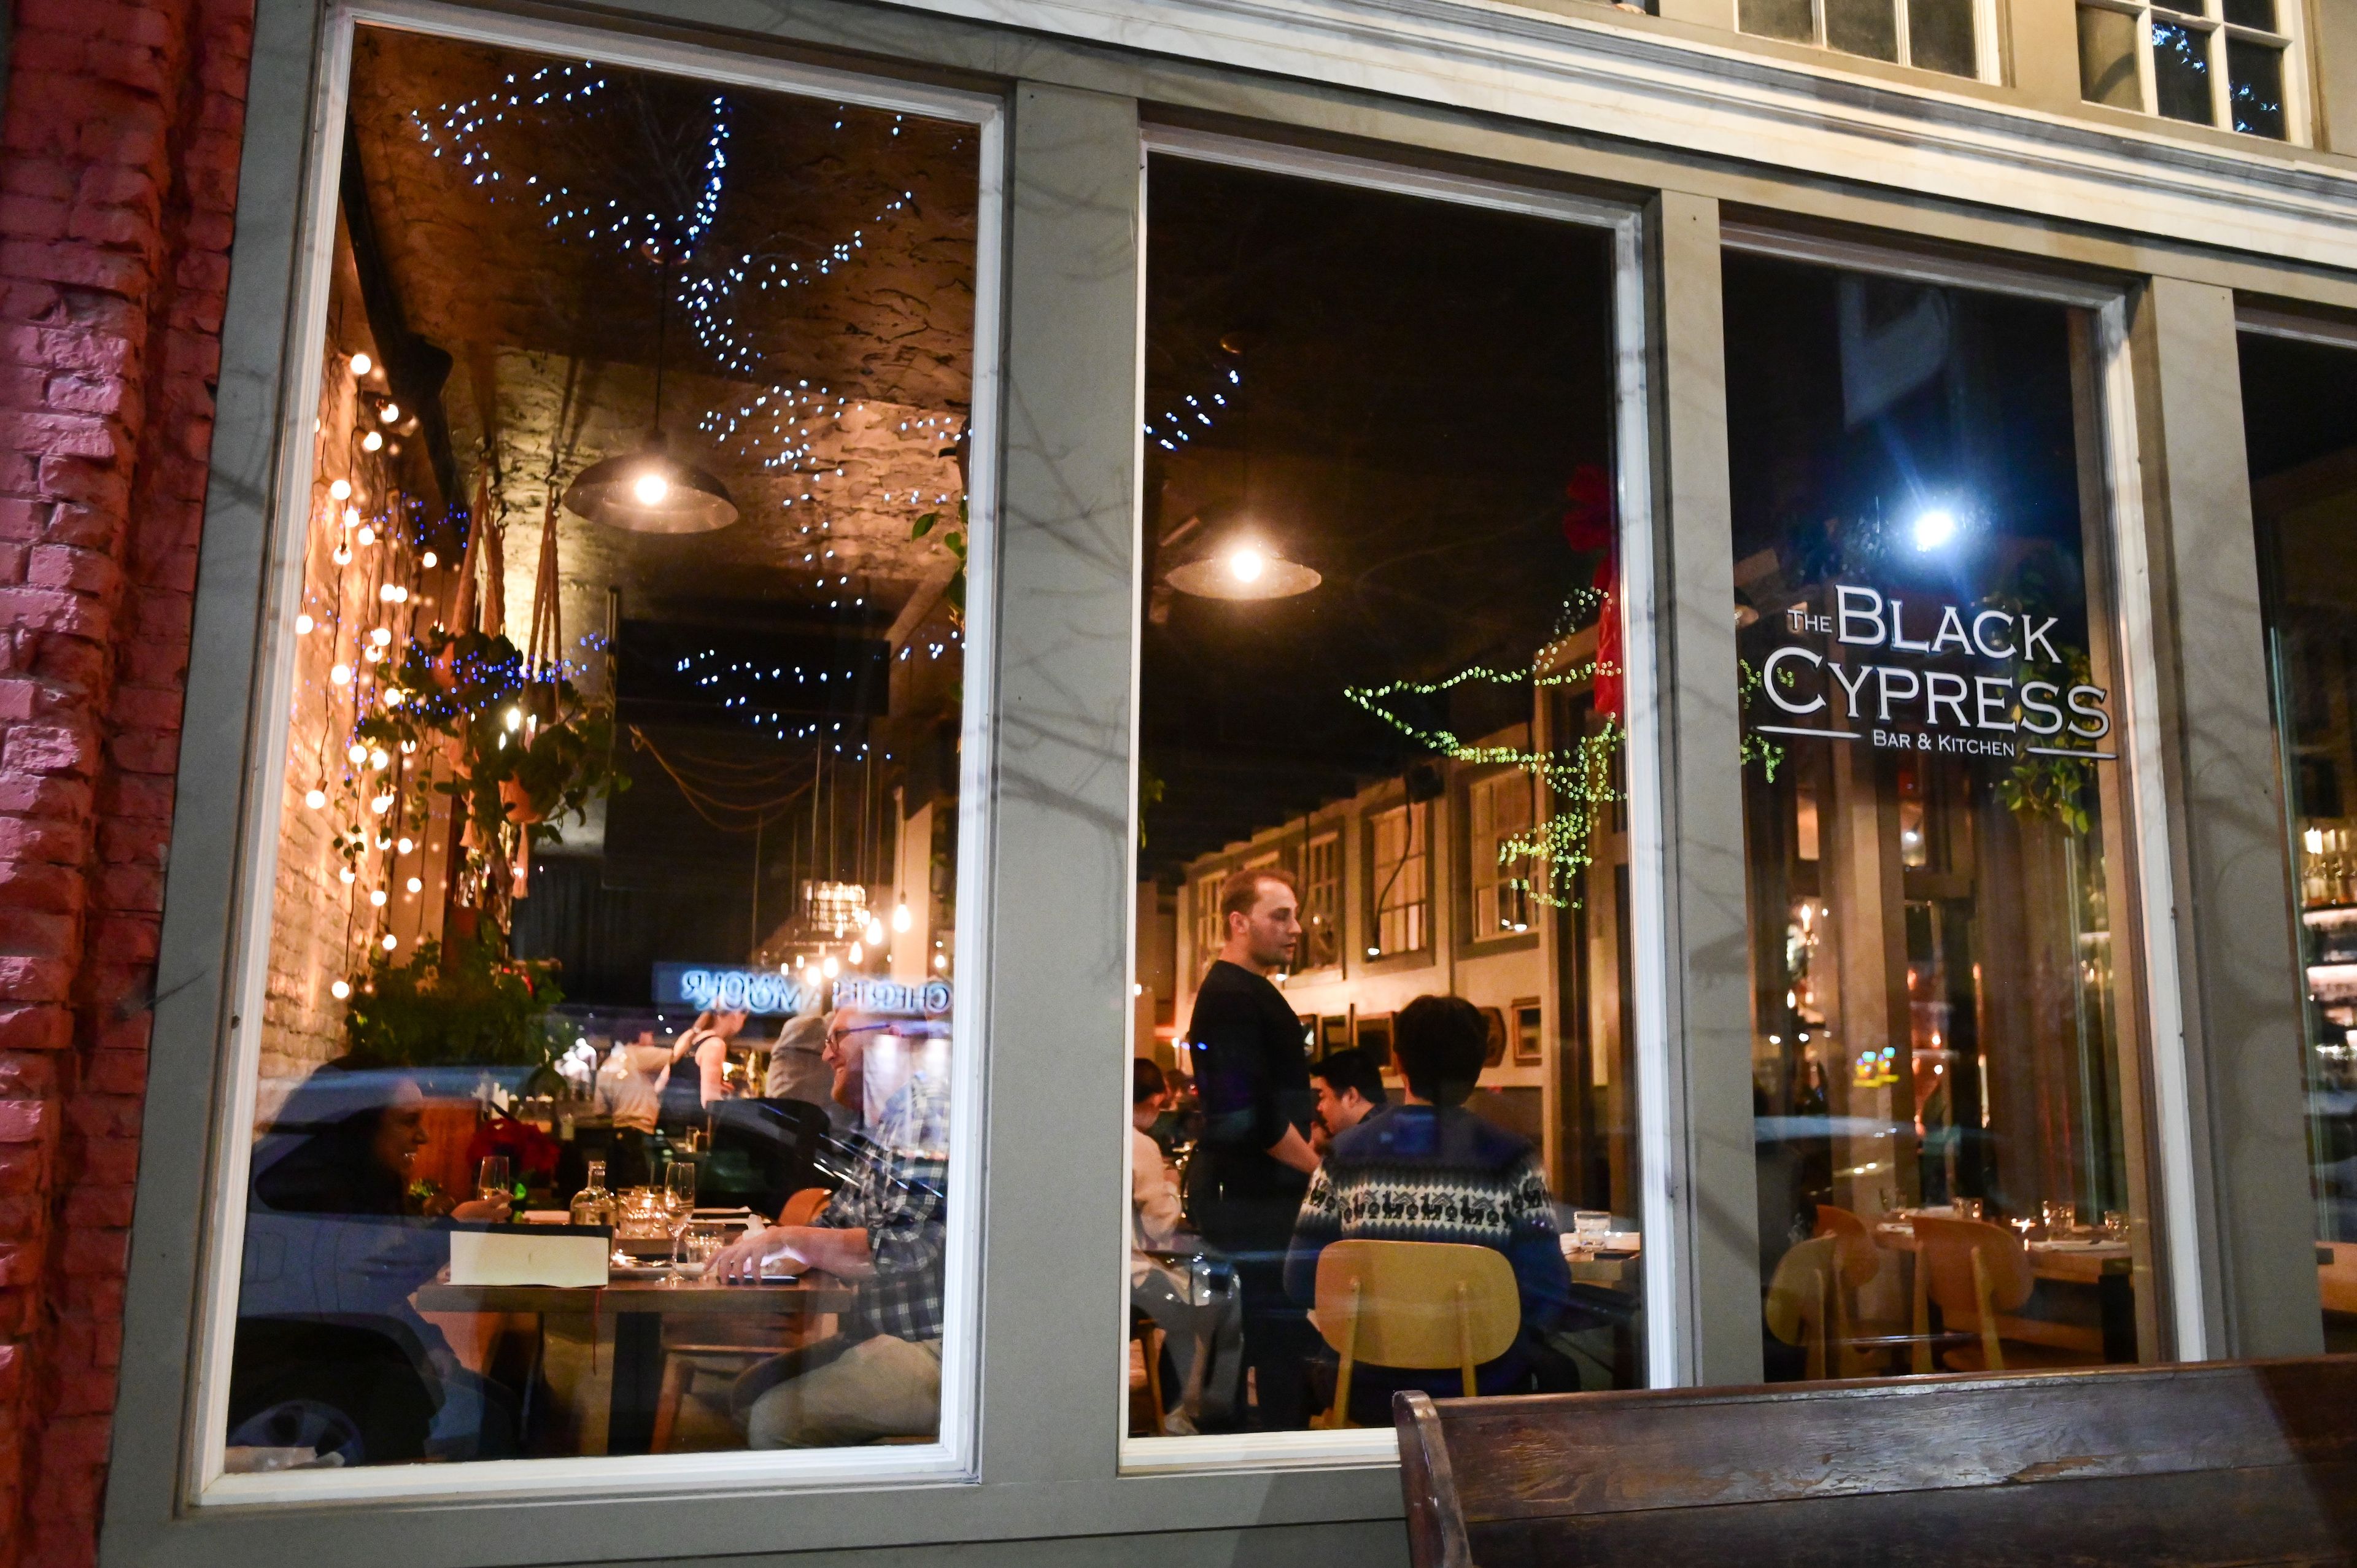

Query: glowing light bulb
[362,431,384,452]
[822,956,840,978]
[933,953,948,971]
[632,470,670,506]
[382,934,398,951]
[304,788,328,810]
[331,979,352,1000]
[370,628,392,647]
[848,941,865,965]
[370,794,394,815]
[504,706,522,732]
[343,508,360,528]
[892,901,912,933]
[397,836,414,855]
[1911,508,1958,551]
[330,663,352,685]
[379,402,400,424]
[2307,827,2326,855]
[328,479,350,502]
[368,748,389,770]
[349,352,372,376]
[383,688,403,707]
[331,547,352,566]
[347,743,368,765]
[295,613,314,634]
[1228,545,1265,583]
[338,867,356,886]
[864,917,885,946]
[370,889,387,907]
[406,876,422,894]
[420,550,438,568]
[356,525,375,546]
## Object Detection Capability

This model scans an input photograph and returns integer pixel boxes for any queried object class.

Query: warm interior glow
[892,901,913,933]
[1228,545,1265,583]
[632,469,671,506]
[349,352,371,377]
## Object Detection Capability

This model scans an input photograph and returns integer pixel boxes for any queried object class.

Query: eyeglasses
[827,1022,894,1046]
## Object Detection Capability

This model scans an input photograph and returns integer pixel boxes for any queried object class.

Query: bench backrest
[1394,1355,2357,1567]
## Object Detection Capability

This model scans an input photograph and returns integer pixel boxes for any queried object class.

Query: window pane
[1739,0,1817,43]
[228,25,978,1472]
[2228,38,2289,138]
[2077,5,2143,107]
[2223,0,2275,28]
[1133,153,1643,1443]
[1827,0,1902,61]
[2154,20,2218,125]
[1726,252,2159,1383]
[2241,330,2357,1348]
[1908,0,1978,77]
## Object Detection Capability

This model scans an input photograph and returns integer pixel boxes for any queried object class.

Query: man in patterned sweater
[1284,994,1572,1422]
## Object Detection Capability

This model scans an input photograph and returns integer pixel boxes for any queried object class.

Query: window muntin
[2075,0,2296,139]
[204,20,988,1496]
[1300,829,1343,969]
[2242,325,2357,1346]
[1738,0,1992,80]
[1131,145,1647,1454]
[1727,249,2162,1382]
[1368,801,1431,958]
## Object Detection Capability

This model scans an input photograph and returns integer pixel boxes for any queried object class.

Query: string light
[1345,584,1622,911]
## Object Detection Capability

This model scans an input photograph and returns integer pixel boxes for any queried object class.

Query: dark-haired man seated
[1284,994,1573,1424]
[1308,1046,1387,1157]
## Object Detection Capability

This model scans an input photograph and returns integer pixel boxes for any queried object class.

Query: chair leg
[1805,1271,1827,1381]
[651,1354,691,1454]
[1971,1246,2004,1372]
[1911,1251,1932,1375]
[1144,1326,1166,1432]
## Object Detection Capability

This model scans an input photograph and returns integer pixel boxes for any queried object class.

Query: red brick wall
[0,0,254,1561]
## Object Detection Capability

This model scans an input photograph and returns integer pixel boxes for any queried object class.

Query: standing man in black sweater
[1185,866,1319,1429]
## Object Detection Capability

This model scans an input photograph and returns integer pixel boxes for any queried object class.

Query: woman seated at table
[230,1056,518,1467]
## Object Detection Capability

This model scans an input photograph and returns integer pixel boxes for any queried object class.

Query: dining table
[414,1272,855,1454]
[1870,1213,2137,1360]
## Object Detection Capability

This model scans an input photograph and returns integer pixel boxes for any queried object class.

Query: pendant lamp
[565,248,738,535]
[1166,539,1320,600]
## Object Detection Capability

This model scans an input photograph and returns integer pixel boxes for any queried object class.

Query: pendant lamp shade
[1166,540,1320,601]
[563,433,738,535]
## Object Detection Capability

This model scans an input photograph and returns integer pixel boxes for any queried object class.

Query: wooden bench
[1395,1356,2357,1566]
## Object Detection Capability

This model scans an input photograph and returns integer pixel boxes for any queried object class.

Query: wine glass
[665,1158,699,1218]
[2042,1199,2077,1237]
[476,1156,511,1208]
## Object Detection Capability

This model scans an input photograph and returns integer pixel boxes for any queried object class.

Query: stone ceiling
[346,26,980,672]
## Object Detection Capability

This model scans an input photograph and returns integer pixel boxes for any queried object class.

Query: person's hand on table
[711,1224,809,1284]
[449,1195,512,1222]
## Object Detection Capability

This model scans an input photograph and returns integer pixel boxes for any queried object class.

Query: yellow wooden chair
[1910,1215,2091,1372]
[1309,1240,1520,1430]
[1764,1235,1849,1381]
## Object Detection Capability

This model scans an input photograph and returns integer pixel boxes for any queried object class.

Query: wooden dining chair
[1910,1215,2040,1372]
[1764,1235,1846,1380]
[1128,1311,1167,1437]
[778,1186,834,1227]
[1309,1240,1519,1431]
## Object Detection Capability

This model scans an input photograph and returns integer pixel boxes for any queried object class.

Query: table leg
[608,1311,663,1454]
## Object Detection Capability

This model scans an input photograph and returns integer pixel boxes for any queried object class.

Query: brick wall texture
[0,0,255,1560]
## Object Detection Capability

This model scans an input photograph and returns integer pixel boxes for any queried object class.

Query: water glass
[1954,1197,1984,1221]
[2102,1210,2129,1243]
[670,1218,731,1279]
[2042,1199,2077,1236]
[476,1156,511,1207]
[1573,1210,1611,1248]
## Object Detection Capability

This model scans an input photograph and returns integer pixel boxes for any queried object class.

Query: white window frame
[1466,768,1536,941]
[1121,125,1669,1469]
[2076,0,2309,144]
[183,0,1006,1507]
[1741,0,2003,84]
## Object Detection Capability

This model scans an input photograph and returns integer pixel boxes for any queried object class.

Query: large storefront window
[1728,250,2161,1380]
[1125,147,1643,1450]
[211,23,983,1484]
[2243,326,2357,1347]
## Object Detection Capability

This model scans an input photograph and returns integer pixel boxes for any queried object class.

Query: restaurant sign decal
[655,962,954,1018]
[1751,584,2115,760]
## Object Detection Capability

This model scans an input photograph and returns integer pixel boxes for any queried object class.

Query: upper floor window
[1467,771,1535,940]
[2077,0,2295,139]
[1299,829,1342,969]
[1368,801,1431,957]
[1737,0,1989,80]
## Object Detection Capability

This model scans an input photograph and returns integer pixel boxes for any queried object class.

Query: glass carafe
[569,1159,616,1229]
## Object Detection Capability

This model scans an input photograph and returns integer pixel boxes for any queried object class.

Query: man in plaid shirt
[714,1012,949,1446]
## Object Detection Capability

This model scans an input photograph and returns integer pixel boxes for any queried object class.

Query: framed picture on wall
[1355,1011,1393,1068]
[1512,997,1543,1064]
[1319,1014,1351,1057]
[1481,1005,1507,1067]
